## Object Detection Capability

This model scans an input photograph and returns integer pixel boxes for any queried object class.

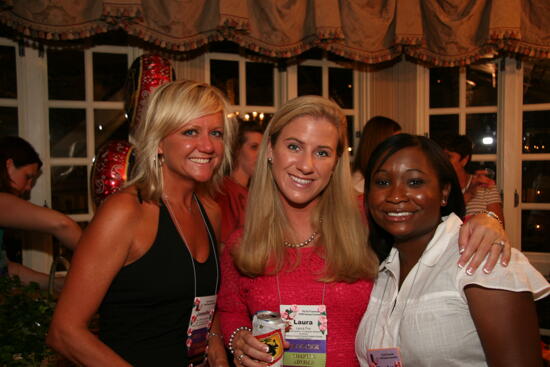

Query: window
[207,52,279,126]
[0,41,18,136]
[424,58,550,273]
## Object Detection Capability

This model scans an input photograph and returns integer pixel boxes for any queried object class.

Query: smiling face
[236,131,263,178]
[368,146,450,246]
[158,112,224,185]
[6,160,40,198]
[267,115,339,209]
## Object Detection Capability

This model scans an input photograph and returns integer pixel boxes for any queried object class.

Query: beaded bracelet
[228,326,252,355]
[464,210,503,226]
[208,331,223,340]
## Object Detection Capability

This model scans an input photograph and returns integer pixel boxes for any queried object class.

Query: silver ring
[237,353,245,362]
[492,239,505,247]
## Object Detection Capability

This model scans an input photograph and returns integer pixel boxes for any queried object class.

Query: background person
[215,118,264,244]
[0,136,81,292]
[441,134,504,223]
[48,81,235,367]
[351,116,401,194]
[356,134,548,366]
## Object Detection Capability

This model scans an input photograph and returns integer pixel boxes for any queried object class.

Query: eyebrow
[283,137,335,151]
[374,168,427,174]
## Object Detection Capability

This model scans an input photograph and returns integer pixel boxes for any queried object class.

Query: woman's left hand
[457,213,511,275]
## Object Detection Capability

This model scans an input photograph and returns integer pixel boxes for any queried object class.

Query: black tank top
[98,195,219,366]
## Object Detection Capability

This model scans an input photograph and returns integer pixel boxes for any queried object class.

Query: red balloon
[91,140,134,209]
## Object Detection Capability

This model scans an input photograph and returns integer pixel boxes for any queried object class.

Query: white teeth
[290,175,312,185]
[387,212,413,217]
[190,158,210,164]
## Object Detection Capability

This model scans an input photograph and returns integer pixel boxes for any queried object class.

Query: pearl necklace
[283,231,320,248]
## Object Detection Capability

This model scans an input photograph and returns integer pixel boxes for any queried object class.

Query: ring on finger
[492,239,505,247]
[237,353,245,362]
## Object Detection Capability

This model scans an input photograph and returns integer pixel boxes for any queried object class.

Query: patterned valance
[1,0,549,66]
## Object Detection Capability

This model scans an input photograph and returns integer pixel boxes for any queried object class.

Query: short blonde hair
[234,95,378,283]
[128,80,235,201]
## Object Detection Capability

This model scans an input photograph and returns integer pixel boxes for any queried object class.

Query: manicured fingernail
[265,346,270,353]
[466,267,473,275]
[501,260,508,267]
[457,262,464,268]
[271,357,275,362]
[483,267,491,274]
[459,247,465,254]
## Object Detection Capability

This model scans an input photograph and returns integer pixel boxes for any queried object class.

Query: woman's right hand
[231,330,288,367]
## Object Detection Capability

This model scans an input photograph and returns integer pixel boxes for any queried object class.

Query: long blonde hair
[128,80,235,202]
[234,95,378,283]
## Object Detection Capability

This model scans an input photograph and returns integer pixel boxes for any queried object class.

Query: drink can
[252,311,286,366]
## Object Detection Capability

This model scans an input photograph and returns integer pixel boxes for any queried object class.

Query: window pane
[246,62,274,106]
[524,60,550,104]
[47,49,85,100]
[466,62,498,106]
[49,108,86,157]
[298,65,322,96]
[429,68,459,108]
[523,110,550,154]
[346,115,355,154]
[94,109,128,151]
[0,45,17,98]
[466,113,497,154]
[429,114,459,145]
[210,60,239,105]
[522,161,550,203]
[0,106,18,136]
[522,210,550,252]
[51,165,88,214]
[93,52,128,101]
[329,68,353,109]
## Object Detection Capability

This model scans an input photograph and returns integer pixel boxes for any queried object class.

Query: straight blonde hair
[234,95,378,283]
[128,80,235,202]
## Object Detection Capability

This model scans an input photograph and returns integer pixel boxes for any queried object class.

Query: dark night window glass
[298,65,322,96]
[47,49,85,100]
[430,68,459,108]
[93,52,128,101]
[346,115,355,154]
[51,165,88,214]
[466,113,497,154]
[94,109,127,151]
[466,63,498,106]
[0,46,17,98]
[429,114,459,145]
[522,210,550,252]
[0,107,18,136]
[522,161,550,203]
[523,110,550,154]
[210,60,239,105]
[524,60,550,104]
[49,108,86,157]
[246,62,274,106]
[329,68,353,109]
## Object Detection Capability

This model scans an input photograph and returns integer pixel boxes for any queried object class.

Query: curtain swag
[1,0,549,66]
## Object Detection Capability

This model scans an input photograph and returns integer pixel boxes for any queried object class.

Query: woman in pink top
[217,96,510,367]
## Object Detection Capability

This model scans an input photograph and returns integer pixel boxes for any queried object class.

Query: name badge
[366,348,402,367]
[280,304,327,367]
[186,295,217,366]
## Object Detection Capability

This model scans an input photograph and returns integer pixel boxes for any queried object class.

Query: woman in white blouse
[355,134,549,367]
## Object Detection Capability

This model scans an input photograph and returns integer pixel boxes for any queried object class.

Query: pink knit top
[217,230,374,367]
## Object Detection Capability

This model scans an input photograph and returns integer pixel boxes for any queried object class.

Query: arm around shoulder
[47,190,145,366]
